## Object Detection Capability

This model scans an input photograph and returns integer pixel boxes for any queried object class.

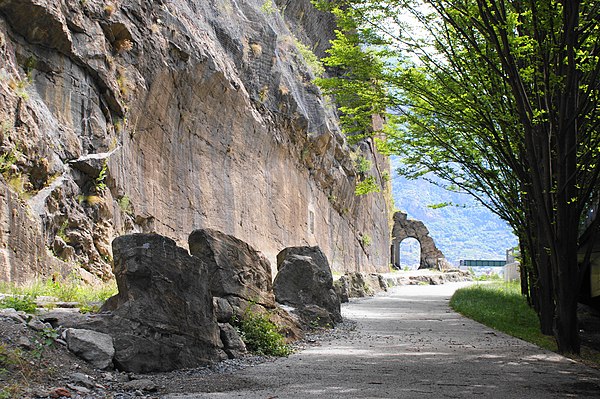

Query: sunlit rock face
[0,0,390,284]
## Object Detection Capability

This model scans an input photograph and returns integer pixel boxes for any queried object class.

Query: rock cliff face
[0,0,391,283]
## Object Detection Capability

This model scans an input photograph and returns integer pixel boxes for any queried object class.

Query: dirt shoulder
[3,282,600,398]
[160,283,600,398]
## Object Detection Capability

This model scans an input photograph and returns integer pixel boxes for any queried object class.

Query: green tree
[316,0,600,353]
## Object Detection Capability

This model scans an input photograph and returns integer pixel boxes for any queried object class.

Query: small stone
[123,378,157,392]
[27,318,50,332]
[70,372,95,388]
[48,387,72,398]
[0,308,27,323]
[116,372,131,382]
[219,323,246,352]
[17,335,32,349]
[66,384,91,394]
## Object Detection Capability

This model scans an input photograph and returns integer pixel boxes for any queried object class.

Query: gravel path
[163,282,600,398]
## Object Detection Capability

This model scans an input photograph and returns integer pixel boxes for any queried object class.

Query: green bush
[0,295,37,314]
[355,175,381,195]
[354,155,372,174]
[233,307,292,357]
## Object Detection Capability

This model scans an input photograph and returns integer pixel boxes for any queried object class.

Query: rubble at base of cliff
[0,267,469,398]
[0,305,357,399]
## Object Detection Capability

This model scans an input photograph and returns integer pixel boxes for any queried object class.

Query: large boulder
[98,233,225,372]
[189,229,275,310]
[274,246,341,326]
[334,272,388,300]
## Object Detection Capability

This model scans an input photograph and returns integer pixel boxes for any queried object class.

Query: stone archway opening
[390,211,450,270]
[398,237,421,270]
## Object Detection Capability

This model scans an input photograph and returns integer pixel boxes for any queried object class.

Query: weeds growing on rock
[0,344,30,398]
[95,162,108,192]
[260,0,277,15]
[0,149,18,176]
[291,36,324,77]
[117,194,132,214]
[233,306,292,357]
[0,328,60,397]
[354,155,372,175]
[114,38,133,53]
[360,233,372,247]
[355,175,380,195]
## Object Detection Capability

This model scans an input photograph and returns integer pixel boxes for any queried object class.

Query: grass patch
[0,295,37,313]
[0,274,117,312]
[450,282,557,351]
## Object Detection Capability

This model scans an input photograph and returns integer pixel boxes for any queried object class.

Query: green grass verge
[0,274,117,313]
[450,282,557,351]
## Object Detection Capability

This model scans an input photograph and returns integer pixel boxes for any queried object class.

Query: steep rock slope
[0,0,391,283]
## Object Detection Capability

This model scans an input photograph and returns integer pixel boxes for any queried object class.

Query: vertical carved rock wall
[0,0,391,283]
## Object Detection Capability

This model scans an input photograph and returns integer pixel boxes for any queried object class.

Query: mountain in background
[390,157,517,267]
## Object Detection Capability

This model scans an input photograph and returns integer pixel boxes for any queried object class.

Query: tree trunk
[554,289,580,353]
[536,253,555,336]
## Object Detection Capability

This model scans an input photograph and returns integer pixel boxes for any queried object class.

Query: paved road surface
[165,283,600,398]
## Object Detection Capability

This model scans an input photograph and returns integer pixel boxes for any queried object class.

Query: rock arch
[391,211,448,270]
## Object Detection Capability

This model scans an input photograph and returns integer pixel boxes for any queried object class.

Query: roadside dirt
[3,282,600,398]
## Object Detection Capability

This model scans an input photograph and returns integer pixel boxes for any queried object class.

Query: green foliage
[0,295,37,314]
[95,162,108,192]
[313,7,393,144]
[473,272,503,282]
[0,327,59,397]
[0,147,32,199]
[38,327,58,348]
[292,36,324,77]
[0,150,17,176]
[318,0,600,352]
[0,274,117,312]
[427,202,451,210]
[56,219,69,243]
[117,194,132,214]
[450,283,556,351]
[260,0,277,15]
[0,344,28,398]
[381,170,390,183]
[354,175,380,195]
[9,77,30,100]
[360,233,372,247]
[354,155,372,174]
[233,307,292,357]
